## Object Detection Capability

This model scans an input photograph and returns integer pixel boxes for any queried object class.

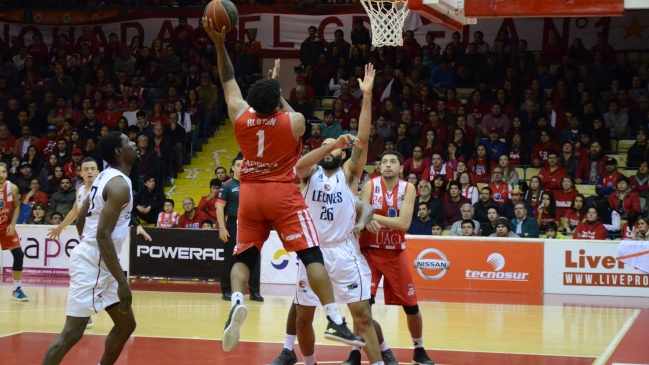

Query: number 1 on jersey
[256,130,265,157]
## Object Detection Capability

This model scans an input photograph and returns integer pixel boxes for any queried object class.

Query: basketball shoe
[11,287,28,301]
[341,349,361,365]
[222,302,248,352]
[86,318,93,329]
[382,348,398,365]
[413,347,435,364]
[323,316,366,346]
[269,348,297,365]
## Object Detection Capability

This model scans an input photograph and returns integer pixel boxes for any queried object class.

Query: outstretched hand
[201,17,227,46]
[268,59,280,80]
[334,134,358,150]
[359,64,376,96]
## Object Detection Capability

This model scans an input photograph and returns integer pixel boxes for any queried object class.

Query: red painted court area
[0,332,596,365]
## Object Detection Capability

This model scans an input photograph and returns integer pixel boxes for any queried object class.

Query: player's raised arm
[96,178,132,312]
[343,64,375,184]
[203,18,248,121]
[268,59,307,140]
[295,134,357,179]
[372,183,416,231]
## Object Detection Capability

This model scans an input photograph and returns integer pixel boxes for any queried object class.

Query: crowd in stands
[0,17,262,224]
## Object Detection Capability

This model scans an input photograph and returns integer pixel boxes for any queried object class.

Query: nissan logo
[414,248,450,280]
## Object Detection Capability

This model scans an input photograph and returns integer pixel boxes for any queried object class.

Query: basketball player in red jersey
[359,151,435,364]
[0,163,28,301]
[202,18,365,353]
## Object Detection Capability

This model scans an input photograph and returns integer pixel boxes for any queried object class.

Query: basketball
[203,0,239,33]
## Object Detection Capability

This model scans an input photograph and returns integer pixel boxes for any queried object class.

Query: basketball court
[1,275,648,365]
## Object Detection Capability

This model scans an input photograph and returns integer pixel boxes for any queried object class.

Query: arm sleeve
[151,190,165,210]
[196,196,208,212]
[603,210,621,231]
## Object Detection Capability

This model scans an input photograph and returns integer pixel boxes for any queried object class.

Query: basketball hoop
[360,0,410,47]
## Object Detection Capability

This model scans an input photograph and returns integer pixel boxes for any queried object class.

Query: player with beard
[41,132,140,365]
[270,65,390,365]
[359,151,436,365]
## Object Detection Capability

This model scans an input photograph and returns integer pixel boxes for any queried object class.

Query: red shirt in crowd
[573,221,607,240]
[621,222,636,240]
[197,195,219,224]
[98,109,123,129]
[27,43,49,65]
[157,211,179,228]
[466,101,490,124]
[554,189,579,216]
[532,142,560,165]
[177,210,211,229]
[539,165,568,191]
[564,209,583,229]
[534,209,561,230]
[403,157,431,179]
[467,158,496,183]
[0,135,16,157]
[487,182,511,205]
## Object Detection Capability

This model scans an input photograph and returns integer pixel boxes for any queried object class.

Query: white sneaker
[86,318,93,329]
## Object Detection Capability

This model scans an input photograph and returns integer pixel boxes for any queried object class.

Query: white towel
[616,240,649,274]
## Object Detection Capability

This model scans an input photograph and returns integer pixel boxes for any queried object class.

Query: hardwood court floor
[1,277,648,365]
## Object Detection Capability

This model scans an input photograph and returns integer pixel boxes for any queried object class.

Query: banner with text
[129,227,225,279]
[260,231,299,285]
[0,224,129,276]
[545,240,649,297]
[1,8,648,57]
[405,236,544,293]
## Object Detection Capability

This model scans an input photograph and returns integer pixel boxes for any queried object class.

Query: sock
[304,354,316,365]
[352,346,361,351]
[371,362,385,365]
[379,340,389,352]
[412,337,423,348]
[284,334,296,351]
[323,303,343,325]
[13,280,21,291]
[231,292,244,308]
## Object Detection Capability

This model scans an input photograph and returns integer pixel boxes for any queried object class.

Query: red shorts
[361,247,418,306]
[235,182,319,255]
[0,230,20,250]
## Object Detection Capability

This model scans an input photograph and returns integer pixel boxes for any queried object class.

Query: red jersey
[178,210,211,229]
[197,195,218,222]
[532,142,560,164]
[554,189,579,216]
[534,209,560,230]
[468,158,496,182]
[564,209,582,229]
[0,135,16,156]
[0,182,15,227]
[573,221,607,240]
[360,177,409,250]
[487,182,511,205]
[420,122,447,142]
[157,211,180,228]
[421,163,453,183]
[162,98,180,115]
[621,223,636,240]
[38,136,59,157]
[539,165,568,191]
[98,110,123,129]
[338,95,359,114]
[305,137,323,150]
[234,108,301,183]
[600,171,623,189]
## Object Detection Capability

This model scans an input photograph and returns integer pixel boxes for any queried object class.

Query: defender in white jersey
[42,132,140,365]
[271,64,389,365]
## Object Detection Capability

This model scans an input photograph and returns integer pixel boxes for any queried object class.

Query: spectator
[487,166,512,205]
[51,64,74,100]
[136,135,160,180]
[508,201,539,238]
[49,176,75,217]
[443,181,470,227]
[449,203,481,236]
[528,116,556,150]
[402,146,430,179]
[558,140,579,177]
[502,184,533,220]
[13,125,39,158]
[541,221,565,239]
[299,26,323,68]
[538,151,568,191]
[164,112,186,174]
[534,191,560,231]
[49,212,63,225]
[490,217,519,238]
[178,197,211,229]
[201,221,213,230]
[214,166,230,185]
[456,219,475,236]
[289,86,314,120]
[63,148,83,179]
[429,60,453,93]
[161,46,181,74]
[27,201,48,225]
[162,87,182,115]
[0,123,16,160]
[22,178,48,208]
[47,97,73,129]
[472,186,499,225]
[171,17,195,56]
[604,99,628,137]
[414,180,442,222]
[573,206,607,240]
[135,111,154,140]
[431,221,444,236]
[608,176,641,217]
[123,96,141,126]
[532,129,560,167]
[554,176,579,216]
[54,138,71,166]
[173,100,192,133]
[541,31,564,63]
[114,47,137,79]
[484,128,506,161]
[133,176,166,224]
[481,103,511,137]
[632,216,649,240]
[304,124,324,150]
[289,74,316,105]
[196,73,219,126]
[596,157,623,196]
[467,144,495,182]
[242,29,262,73]
[83,138,103,169]
[407,202,435,235]
[197,179,222,224]
[156,199,180,228]
[77,107,103,142]
[575,140,607,184]
[480,206,500,237]
[98,98,123,130]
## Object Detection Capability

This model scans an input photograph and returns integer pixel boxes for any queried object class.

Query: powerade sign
[129,227,225,279]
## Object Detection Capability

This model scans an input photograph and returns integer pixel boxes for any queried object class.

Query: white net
[360,0,410,47]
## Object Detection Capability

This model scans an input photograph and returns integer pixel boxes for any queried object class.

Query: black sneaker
[413,347,435,365]
[382,348,398,365]
[250,293,264,302]
[341,349,361,365]
[270,348,297,365]
[222,292,231,301]
[222,303,248,352]
[323,316,366,346]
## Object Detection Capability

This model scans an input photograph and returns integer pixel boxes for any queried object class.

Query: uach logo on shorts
[271,249,291,270]
[413,248,451,280]
[465,253,529,281]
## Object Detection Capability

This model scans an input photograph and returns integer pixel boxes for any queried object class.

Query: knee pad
[296,246,324,267]
[403,305,419,315]
[369,295,376,306]
[11,248,24,271]
[234,247,260,272]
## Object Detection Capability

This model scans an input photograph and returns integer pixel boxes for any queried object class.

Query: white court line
[592,309,640,365]
[612,363,649,365]
[0,331,22,338]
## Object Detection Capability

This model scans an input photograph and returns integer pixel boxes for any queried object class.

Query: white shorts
[66,243,120,317]
[294,239,371,306]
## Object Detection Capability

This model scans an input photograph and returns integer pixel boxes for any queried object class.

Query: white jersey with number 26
[302,166,356,247]
[80,167,133,254]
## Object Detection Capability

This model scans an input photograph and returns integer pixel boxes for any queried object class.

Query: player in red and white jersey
[0,163,27,301]
[359,151,436,365]
[202,18,363,353]
[156,199,180,228]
